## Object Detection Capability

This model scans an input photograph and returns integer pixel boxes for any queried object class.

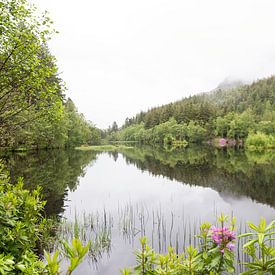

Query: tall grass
[55,204,273,273]
[57,211,112,264]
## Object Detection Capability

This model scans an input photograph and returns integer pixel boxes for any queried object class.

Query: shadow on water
[1,149,98,216]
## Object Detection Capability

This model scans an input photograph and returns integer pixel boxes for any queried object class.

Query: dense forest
[107,77,275,149]
[0,0,100,150]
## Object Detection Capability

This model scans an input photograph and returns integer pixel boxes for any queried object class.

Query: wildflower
[226,242,235,251]
[211,226,235,253]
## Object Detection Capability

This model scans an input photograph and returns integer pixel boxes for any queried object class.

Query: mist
[32,0,275,128]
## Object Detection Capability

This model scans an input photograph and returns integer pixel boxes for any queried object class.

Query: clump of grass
[56,212,112,263]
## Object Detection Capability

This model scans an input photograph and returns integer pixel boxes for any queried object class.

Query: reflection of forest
[118,146,275,208]
[2,146,275,217]
[2,150,97,216]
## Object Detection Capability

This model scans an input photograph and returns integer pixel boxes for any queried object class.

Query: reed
[56,204,275,273]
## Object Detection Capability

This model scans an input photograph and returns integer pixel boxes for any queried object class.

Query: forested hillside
[108,76,275,149]
[0,0,100,149]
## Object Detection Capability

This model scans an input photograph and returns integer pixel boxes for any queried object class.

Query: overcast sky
[31,0,275,128]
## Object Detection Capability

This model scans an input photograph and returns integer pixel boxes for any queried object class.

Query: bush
[0,163,89,274]
[245,132,275,151]
[0,164,47,273]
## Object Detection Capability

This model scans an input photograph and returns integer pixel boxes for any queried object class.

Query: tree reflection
[119,146,275,208]
[2,146,275,218]
[2,149,97,216]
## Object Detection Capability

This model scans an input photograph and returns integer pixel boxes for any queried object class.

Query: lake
[3,146,275,274]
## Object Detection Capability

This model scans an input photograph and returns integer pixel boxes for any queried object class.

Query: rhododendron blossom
[211,226,235,253]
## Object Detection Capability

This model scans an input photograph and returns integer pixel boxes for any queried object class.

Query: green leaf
[248,222,259,232]
[258,233,264,245]
[243,239,257,248]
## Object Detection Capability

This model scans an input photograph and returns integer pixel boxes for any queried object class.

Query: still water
[3,146,275,274]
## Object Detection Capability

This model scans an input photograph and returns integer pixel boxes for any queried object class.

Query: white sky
[31,0,275,128]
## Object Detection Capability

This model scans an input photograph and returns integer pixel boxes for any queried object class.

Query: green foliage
[0,161,91,274]
[0,162,47,273]
[214,110,255,139]
[109,118,208,146]
[123,216,275,275]
[3,97,101,150]
[245,132,275,151]
[3,149,98,216]
[0,254,15,274]
[239,219,275,274]
[112,76,275,148]
[44,251,61,275]
[62,239,91,274]
[122,215,236,274]
[0,0,63,145]
[44,239,91,275]
[0,0,100,150]
[64,98,101,147]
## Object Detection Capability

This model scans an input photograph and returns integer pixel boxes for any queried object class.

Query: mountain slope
[123,76,275,129]
[109,76,275,146]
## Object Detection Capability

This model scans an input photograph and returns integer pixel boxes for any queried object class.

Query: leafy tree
[111,121,118,132]
[0,0,65,146]
[0,0,100,149]
[64,98,100,147]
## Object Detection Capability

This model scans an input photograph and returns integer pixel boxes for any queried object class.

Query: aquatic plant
[58,205,275,273]
[57,212,112,263]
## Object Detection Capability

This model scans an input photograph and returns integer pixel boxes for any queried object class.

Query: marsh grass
[56,212,113,264]
[57,205,275,273]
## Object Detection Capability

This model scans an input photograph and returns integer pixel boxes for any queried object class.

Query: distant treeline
[107,77,275,149]
[0,0,100,149]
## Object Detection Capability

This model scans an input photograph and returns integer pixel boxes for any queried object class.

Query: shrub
[245,132,275,151]
[0,164,46,273]
[0,163,89,274]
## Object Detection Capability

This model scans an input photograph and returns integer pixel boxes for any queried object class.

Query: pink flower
[226,242,235,251]
[210,226,235,253]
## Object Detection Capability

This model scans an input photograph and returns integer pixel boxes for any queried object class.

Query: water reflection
[118,146,275,208]
[61,147,275,274]
[2,149,97,216]
[2,146,275,217]
[2,146,275,274]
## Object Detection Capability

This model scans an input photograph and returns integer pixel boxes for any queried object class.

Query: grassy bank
[75,144,133,152]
